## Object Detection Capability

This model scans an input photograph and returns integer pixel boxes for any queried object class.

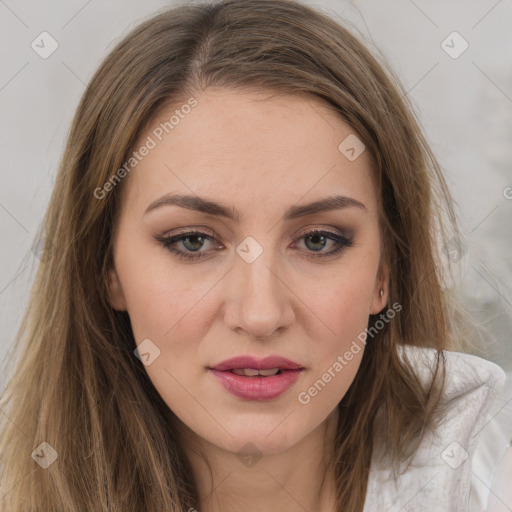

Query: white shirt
[363,346,510,512]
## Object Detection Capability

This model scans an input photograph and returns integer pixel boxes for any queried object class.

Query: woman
[0,1,506,511]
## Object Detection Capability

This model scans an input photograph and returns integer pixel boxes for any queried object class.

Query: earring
[379,288,384,298]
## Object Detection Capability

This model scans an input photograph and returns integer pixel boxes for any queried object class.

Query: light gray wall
[1,0,511,382]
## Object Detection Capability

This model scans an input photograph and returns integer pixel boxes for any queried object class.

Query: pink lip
[210,355,303,371]
[208,356,304,401]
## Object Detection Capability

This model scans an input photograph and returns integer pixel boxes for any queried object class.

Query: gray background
[0,0,511,497]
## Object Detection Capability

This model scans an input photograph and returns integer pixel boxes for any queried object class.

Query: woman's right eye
[155,231,218,261]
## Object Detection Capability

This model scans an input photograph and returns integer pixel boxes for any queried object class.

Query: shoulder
[398,345,505,401]
[363,345,507,512]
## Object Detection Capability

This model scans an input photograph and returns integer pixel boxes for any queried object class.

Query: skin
[107,88,389,512]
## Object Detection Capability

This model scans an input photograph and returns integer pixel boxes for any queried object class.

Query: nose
[222,246,295,340]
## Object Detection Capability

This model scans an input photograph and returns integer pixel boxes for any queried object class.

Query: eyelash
[155,229,354,261]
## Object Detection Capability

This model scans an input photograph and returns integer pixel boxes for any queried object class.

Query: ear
[107,265,128,311]
[370,260,390,315]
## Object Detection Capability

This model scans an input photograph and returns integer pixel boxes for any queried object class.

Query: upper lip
[209,356,303,371]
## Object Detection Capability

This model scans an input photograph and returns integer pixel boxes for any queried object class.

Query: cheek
[118,260,219,423]
[316,260,378,343]
[297,259,378,399]
[116,239,218,344]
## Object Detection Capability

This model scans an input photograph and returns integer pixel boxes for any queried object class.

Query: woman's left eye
[292,230,353,258]
[155,229,353,261]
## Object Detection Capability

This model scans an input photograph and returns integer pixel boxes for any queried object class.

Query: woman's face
[107,88,388,456]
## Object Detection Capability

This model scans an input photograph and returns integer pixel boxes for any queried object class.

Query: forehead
[119,88,377,219]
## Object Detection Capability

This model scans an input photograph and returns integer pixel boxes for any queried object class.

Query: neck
[180,407,340,512]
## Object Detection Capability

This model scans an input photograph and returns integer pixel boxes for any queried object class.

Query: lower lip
[209,369,303,401]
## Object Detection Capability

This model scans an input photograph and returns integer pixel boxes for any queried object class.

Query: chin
[198,416,305,457]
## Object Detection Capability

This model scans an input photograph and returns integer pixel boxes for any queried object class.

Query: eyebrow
[144,193,367,222]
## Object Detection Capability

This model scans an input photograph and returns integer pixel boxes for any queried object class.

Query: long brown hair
[0,1,464,510]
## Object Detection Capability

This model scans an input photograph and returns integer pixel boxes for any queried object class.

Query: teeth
[231,368,280,377]
[259,368,280,376]
[232,368,259,377]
